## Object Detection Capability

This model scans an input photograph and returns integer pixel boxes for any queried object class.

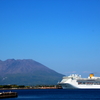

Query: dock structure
[0,91,18,98]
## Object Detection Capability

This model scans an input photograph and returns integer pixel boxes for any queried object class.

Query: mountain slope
[0,59,64,85]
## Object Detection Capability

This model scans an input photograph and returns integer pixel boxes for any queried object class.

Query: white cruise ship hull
[59,74,100,89]
[60,83,100,89]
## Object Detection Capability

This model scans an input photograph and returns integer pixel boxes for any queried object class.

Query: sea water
[0,89,100,100]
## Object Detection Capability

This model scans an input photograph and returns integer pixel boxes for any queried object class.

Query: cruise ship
[58,74,100,89]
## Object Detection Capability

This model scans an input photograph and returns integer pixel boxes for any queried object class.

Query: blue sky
[0,0,100,77]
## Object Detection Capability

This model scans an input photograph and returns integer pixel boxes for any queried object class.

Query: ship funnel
[89,73,94,78]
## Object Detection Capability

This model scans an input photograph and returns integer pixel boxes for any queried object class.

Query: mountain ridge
[0,59,64,85]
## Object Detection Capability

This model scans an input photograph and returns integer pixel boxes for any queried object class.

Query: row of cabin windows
[78,82,100,85]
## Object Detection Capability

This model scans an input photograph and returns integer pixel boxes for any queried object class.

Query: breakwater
[0,91,18,98]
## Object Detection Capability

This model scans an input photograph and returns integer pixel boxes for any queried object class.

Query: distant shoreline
[0,87,62,90]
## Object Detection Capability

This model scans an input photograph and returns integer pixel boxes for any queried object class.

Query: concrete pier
[0,91,18,98]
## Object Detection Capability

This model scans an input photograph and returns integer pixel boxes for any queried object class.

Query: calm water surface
[0,89,100,100]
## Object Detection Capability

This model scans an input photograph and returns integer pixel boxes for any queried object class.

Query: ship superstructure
[58,74,100,89]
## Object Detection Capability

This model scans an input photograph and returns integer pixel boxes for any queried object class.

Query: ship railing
[77,78,100,80]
